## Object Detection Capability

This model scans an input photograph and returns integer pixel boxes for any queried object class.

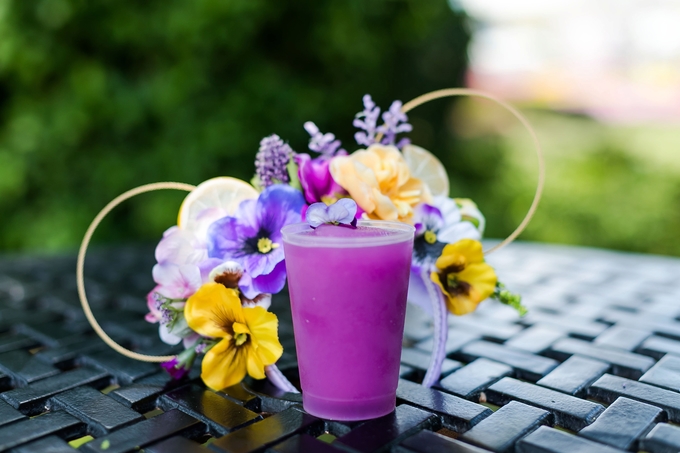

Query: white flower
[433,196,482,244]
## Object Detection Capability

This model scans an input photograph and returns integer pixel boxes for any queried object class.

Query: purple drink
[281,220,415,420]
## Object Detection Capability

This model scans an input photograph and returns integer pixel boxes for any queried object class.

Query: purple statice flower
[151,292,164,311]
[255,135,294,187]
[354,94,381,147]
[377,100,412,148]
[306,199,358,228]
[304,122,344,156]
[207,184,305,298]
[160,308,173,325]
[294,152,347,204]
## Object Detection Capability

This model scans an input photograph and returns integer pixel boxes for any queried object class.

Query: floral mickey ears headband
[76,88,544,392]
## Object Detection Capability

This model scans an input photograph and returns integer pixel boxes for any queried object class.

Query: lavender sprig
[353,95,412,149]
[304,122,344,156]
[353,94,381,147]
[255,135,294,187]
[377,100,412,147]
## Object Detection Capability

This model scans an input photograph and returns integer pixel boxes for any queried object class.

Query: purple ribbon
[421,267,448,388]
[265,364,299,393]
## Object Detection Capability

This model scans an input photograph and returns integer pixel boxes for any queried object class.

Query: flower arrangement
[146,94,526,390]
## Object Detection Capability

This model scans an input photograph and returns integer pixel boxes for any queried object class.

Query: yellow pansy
[430,239,497,316]
[329,144,431,222]
[184,282,283,390]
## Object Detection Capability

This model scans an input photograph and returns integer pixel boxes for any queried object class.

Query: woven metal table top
[0,241,678,452]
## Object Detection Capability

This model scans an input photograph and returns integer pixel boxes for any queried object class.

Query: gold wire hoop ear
[76,182,196,363]
[401,88,545,255]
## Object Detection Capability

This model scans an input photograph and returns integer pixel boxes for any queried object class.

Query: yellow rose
[329,144,432,222]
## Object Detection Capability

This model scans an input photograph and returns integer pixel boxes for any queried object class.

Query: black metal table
[0,242,678,452]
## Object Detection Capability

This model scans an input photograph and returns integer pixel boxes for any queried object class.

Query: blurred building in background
[460,0,680,123]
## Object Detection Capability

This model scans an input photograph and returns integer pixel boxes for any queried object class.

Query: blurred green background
[0,0,678,256]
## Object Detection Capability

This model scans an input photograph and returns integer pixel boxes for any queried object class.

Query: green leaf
[492,282,527,317]
[461,215,480,229]
[287,158,302,191]
[250,175,263,193]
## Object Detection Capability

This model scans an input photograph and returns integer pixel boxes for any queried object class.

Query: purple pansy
[408,198,482,314]
[413,203,445,239]
[207,184,305,298]
[411,198,482,267]
[306,198,358,228]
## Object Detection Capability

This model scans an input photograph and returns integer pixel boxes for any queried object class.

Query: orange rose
[329,144,431,222]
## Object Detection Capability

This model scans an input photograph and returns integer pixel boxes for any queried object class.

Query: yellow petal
[355,147,383,170]
[430,271,449,298]
[393,200,412,219]
[201,338,248,390]
[185,282,244,338]
[452,239,485,263]
[446,293,481,316]
[430,268,493,316]
[330,145,428,222]
[372,146,415,197]
[246,349,266,380]
[372,188,399,221]
[436,239,485,270]
[458,262,497,302]
[401,176,432,204]
[398,178,421,198]
[330,157,377,214]
[242,306,283,366]
[434,248,465,271]
[232,322,251,335]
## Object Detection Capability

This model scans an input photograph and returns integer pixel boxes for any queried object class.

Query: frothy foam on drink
[282,222,415,247]
[301,224,398,238]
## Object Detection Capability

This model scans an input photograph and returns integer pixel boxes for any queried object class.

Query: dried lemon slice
[402,144,450,198]
[177,177,258,235]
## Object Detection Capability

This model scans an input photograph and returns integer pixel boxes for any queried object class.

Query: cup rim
[281,220,415,248]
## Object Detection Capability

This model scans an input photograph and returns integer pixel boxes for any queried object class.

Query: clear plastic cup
[281,220,415,420]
